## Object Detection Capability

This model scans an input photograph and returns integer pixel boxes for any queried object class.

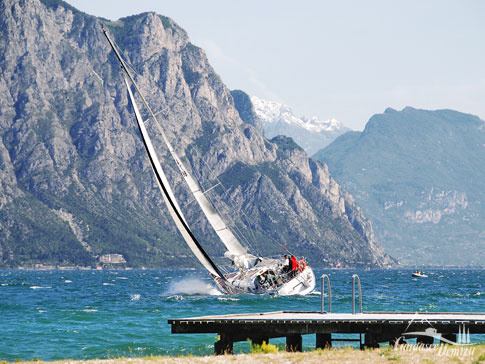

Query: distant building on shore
[99,254,126,264]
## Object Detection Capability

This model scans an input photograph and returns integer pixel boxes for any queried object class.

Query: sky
[68,0,485,130]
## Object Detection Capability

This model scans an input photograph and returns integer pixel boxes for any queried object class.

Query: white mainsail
[146,103,255,267]
[102,27,256,270]
[103,27,224,278]
[150,119,248,257]
[123,76,223,278]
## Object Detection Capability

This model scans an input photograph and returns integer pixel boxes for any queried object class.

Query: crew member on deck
[290,255,298,277]
[283,254,290,272]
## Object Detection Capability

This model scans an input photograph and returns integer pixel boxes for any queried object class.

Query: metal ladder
[320,274,332,313]
[352,274,362,314]
[320,273,363,314]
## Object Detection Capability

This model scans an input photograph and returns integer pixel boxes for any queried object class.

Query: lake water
[1,268,484,361]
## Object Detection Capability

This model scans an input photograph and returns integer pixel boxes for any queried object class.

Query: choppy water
[1,268,484,361]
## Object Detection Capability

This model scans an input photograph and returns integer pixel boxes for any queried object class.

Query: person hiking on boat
[290,255,298,277]
[255,274,264,289]
[259,272,270,287]
[264,271,276,286]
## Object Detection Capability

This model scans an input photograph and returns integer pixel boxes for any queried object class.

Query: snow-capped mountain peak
[250,96,301,125]
[250,96,350,156]
[300,116,344,133]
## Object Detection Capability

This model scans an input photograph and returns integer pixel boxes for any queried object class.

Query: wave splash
[166,278,222,296]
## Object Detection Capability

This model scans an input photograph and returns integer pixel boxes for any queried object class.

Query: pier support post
[441,334,457,345]
[214,334,233,355]
[286,334,302,352]
[416,335,434,345]
[363,333,379,349]
[316,333,332,349]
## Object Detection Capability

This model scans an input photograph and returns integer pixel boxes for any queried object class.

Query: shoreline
[9,346,485,364]
[2,266,485,271]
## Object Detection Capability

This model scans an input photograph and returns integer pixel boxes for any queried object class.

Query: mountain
[251,96,350,156]
[314,107,485,266]
[0,0,393,269]
[230,90,262,131]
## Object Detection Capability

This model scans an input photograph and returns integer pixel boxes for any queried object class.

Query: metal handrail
[352,274,362,314]
[320,274,332,313]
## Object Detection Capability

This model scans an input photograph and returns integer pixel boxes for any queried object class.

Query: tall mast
[103,26,224,279]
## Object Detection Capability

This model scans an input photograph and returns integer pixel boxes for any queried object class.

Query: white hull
[212,258,316,295]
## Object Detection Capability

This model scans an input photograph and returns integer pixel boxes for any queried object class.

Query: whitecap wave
[217,297,239,302]
[130,293,141,301]
[166,278,222,296]
[30,286,52,289]
[167,295,184,301]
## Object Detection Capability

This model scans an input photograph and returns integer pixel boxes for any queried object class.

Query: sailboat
[102,27,316,295]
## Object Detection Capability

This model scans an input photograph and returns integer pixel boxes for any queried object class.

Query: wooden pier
[169,311,485,354]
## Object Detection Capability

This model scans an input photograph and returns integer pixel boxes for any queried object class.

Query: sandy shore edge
[7,345,485,364]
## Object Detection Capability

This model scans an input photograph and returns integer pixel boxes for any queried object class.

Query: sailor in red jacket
[290,255,298,277]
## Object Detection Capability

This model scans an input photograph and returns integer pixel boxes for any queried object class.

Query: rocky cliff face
[315,107,485,266]
[0,0,393,268]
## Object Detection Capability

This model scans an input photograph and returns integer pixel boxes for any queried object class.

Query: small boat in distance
[412,270,428,278]
[102,27,316,295]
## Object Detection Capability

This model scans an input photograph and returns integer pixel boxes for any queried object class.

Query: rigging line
[206,191,259,256]
[143,109,166,124]
[211,167,297,256]
[202,182,221,194]
[106,32,170,125]
[188,156,258,249]
[224,198,286,257]
[200,170,260,257]
[179,148,257,252]
[187,143,261,256]
[209,173,262,254]
[114,42,143,80]
[187,154,256,254]
[185,181,220,205]
[150,113,276,257]
[187,148,259,255]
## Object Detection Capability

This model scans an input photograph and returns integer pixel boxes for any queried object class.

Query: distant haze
[68,0,485,130]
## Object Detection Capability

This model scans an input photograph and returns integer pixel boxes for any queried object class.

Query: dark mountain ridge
[0,0,393,268]
[314,106,485,266]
